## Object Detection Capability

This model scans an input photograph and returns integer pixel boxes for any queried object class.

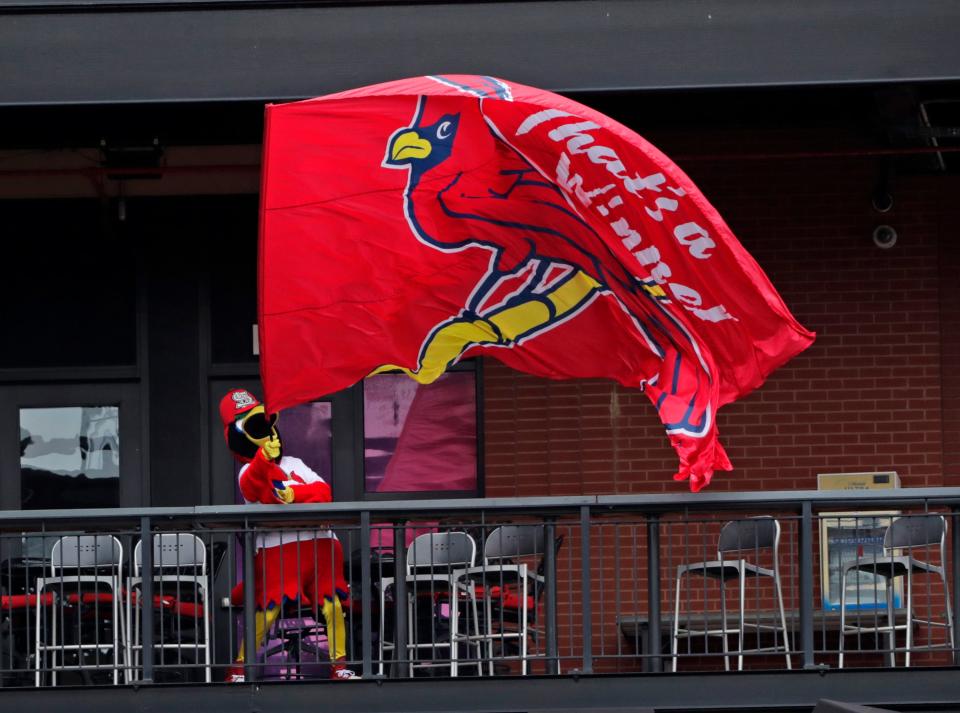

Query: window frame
[0,382,144,511]
[209,360,484,504]
[356,358,484,502]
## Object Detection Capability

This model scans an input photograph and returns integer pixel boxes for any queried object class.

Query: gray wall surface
[3,0,960,105]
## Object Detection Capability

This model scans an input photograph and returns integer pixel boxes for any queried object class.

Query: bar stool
[378,531,481,677]
[34,535,125,686]
[671,517,791,671]
[839,514,954,668]
[453,525,544,675]
[127,533,211,682]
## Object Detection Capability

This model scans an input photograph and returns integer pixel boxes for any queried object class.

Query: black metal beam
[3,668,959,712]
[4,487,960,527]
[3,0,960,106]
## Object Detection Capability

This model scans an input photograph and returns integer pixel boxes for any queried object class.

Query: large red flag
[259,75,815,491]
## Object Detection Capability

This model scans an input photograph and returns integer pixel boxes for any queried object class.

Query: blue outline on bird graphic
[377,75,712,439]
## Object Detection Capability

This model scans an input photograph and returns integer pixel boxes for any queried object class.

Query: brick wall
[484,140,959,497]
[479,133,960,671]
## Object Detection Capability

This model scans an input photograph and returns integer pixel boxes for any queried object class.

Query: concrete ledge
[2,667,959,713]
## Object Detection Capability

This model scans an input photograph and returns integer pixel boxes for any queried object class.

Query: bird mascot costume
[221,388,359,681]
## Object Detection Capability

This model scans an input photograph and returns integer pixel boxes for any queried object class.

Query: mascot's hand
[260,435,281,461]
[272,480,295,504]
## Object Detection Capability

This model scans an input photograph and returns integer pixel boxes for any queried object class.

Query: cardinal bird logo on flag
[259,75,815,491]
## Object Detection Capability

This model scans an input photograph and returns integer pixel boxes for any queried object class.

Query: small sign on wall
[817,471,901,611]
[817,471,900,491]
[253,324,259,356]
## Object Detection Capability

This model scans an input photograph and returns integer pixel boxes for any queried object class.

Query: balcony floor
[3,668,960,713]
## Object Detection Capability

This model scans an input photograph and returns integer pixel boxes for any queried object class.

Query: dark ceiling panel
[2,0,960,105]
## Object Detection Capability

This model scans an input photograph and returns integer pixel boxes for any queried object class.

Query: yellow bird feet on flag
[372,269,601,383]
[371,316,503,383]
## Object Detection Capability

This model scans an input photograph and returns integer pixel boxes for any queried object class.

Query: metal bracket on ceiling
[99,137,164,180]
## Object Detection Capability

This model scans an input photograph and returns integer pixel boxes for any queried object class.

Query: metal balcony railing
[0,488,958,688]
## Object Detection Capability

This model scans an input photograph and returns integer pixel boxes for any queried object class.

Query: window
[1,199,137,369]
[279,401,334,482]
[233,400,334,503]
[206,197,259,365]
[20,406,120,509]
[0,383,142,511]
[363,371,478,495]
[211,365,481,505]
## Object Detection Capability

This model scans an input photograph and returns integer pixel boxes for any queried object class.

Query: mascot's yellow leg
[235,606,280,663]
[371,269,601,381]
[321,597,348,661]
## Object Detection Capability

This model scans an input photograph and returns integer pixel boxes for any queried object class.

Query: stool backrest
[718,517,779,556]
[135,533,206,574]
[406,531,475,572]
[50,535,122,574]
[884,514,946,550]
[483,525,545,564]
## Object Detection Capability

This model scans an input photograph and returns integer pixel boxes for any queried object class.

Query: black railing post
[243,525,258,682]
[544,519,559,675]
[139,516,153,683]
[393,521,408,678]
[580,505,593,674]
[646,514,662,672]
[952,508,960,665]
[360,511,373,677]
[800,501,815,669]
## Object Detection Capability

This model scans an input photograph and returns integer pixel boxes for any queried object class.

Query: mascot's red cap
[219,389,262,430]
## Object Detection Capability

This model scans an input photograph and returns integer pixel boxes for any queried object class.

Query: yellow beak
[391,131,432,162]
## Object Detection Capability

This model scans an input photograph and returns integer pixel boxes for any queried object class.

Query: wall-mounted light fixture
[872,224,898,250]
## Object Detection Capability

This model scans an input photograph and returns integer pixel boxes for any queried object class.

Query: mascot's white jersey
[238,455,337,549]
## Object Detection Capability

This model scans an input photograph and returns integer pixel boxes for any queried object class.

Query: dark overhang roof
[2,0,960,106]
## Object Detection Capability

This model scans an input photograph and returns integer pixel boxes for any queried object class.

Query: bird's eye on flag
[258,74,815,491]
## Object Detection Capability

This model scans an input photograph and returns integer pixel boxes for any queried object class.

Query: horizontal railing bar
[596,487,960,511]
[1,488,959,527]
[0,497,595,526]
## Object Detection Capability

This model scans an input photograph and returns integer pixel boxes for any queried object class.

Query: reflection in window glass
[235,401,333,502]
[19,406,119,509]
[364,373,477,493]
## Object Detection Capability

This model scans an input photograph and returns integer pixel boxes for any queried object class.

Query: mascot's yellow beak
[391,131,432,162]
[235,405,279,448]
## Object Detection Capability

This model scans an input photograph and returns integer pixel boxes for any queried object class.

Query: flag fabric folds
[259,75,815,491]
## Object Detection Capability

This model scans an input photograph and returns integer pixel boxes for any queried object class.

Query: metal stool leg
[671,570,682,672]
[519,575,528,675]
[737,566,745,671]
[719,575,730,672]
[839,568,848,669]
[941,569,955,651]
[774,568,792,669]
[449,583,464,678]
[885,579,896,667]
[377,582,390,676]
[34,586,44,687]
[904,571,913,668]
